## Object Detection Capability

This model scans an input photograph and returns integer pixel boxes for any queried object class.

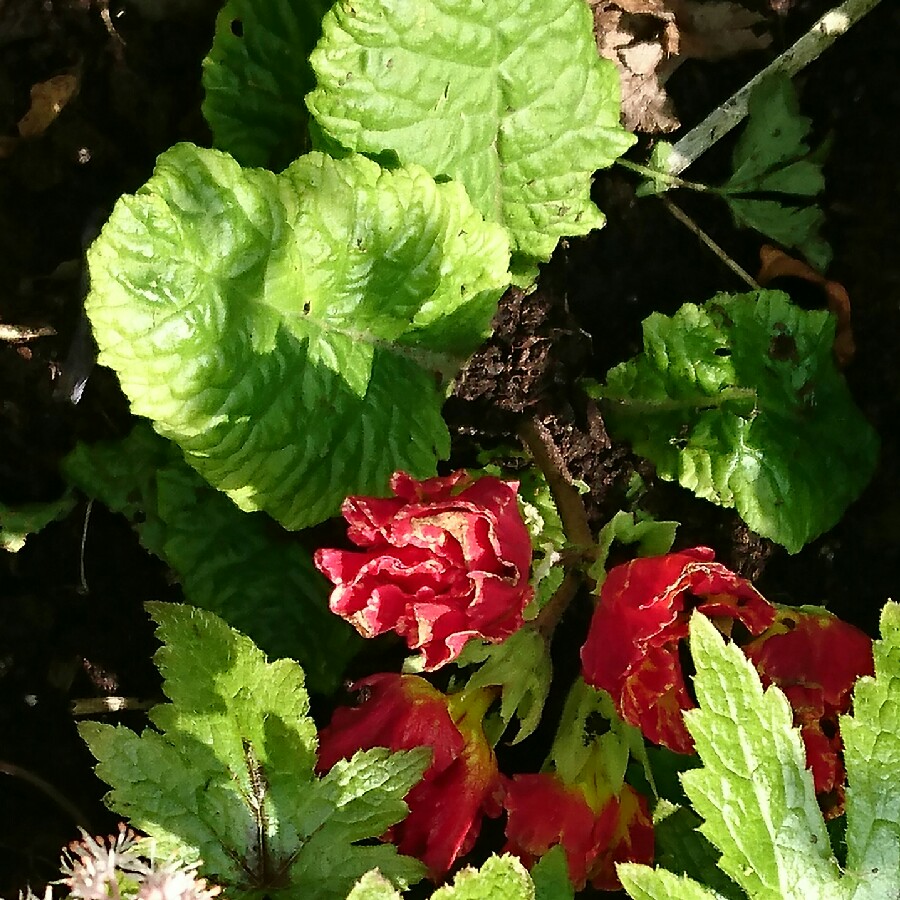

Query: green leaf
[588,510,678,591]
[62,424,359,694]
[621,606,900,900]
[80,603,428,899]
[618,863,730,900]
[682,613,840,899]
[431,854,535,900]
[593,290,878,553]
[346,870,402,900]
[531,845,574,900]
[458,626,552,744]
[202,0,331,170]
[839,601,900,899]
[86,145,510,529]
[652,803,745,900]
[720,73,830,270]
[0,492,75,552]
[307,0,635,267]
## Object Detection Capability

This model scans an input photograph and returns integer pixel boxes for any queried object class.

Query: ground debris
[590,0,771,133]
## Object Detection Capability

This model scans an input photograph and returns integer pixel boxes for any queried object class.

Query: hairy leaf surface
[307,0,635,266]
[80,603,428,899]
[63,425,359,694]
[86,145,510,529]
[840,601,900,899]
[203,0,331,170]
[620,608,900,900]
[592,290,878,552]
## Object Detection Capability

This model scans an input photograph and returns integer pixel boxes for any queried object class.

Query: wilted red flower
[501,773,653,891]
[315,471,533,670]
[743,607,873,817]
[316,673,502,879]
[580,548,776,753]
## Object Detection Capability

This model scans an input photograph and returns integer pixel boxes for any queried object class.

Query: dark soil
[2,0,899,895]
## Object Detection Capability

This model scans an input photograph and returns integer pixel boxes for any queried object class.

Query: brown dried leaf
[757,244,855,368]
[591,0,770,134]
[17,73,79,139]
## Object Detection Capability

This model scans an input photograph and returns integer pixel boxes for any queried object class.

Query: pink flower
[743,607,873,817]
[316,674,502,879]
[315,471,533,670]
[580,548,776,753]
[501,773,653,891]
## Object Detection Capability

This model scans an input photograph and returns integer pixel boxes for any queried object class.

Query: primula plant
[4,0,893,899]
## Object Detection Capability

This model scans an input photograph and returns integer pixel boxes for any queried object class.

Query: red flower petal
[316,675,501,879]
[501,774,654,891]
[743,608,873,816]
[316,471,534,669]
[581,549,775,752]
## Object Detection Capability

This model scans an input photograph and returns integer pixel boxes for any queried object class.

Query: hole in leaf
[714,347,731,357]
[230,18,243,37]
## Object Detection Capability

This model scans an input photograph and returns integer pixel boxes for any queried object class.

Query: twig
[0,324,56,341]
[661,197,760,290]
[663,0,883,177]
[70,696,156,716]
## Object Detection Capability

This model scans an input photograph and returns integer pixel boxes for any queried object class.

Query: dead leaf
[591,0,771,134]
[17,73,80,139]
[757,244,855,368]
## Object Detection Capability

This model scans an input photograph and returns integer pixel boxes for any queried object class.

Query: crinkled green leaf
[62,424,359,694]
[0,492,75,552]
[86,145,510,530]
[681,613,840,899]
[307,0,635,267]
[720,73,830,270]
[839,601,900,900]
[80,603,428,899]
[431,854,535,900]
[202,0,330,170]
[592,290,878,553]
[618,863,731,900]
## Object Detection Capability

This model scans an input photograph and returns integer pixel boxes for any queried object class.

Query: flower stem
[518,417,595,553]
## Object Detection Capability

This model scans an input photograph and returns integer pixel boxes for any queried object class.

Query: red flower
[580,548,776,753]
[743,608,873,817]
[501,773,653,891]
[316,674,502,879]
[315,471,534,670]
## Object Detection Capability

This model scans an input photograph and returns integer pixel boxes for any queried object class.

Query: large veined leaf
[591,290,878,553]
[85,145,510,529]
[306,0,635,267]
[202,0,331,170]
[80,603,428,899]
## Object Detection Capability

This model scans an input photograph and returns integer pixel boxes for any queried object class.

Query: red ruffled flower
[580,548,776,753]
[743,607,873,817]
[501,773,653,891]
[315,471,534,670]
[316,673,502,879]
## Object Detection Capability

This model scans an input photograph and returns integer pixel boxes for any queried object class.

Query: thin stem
[661,198,761,290]
[616,159,716,194]
[0,759,92,830]
[663,0,883,178]
[534,570,583,640]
